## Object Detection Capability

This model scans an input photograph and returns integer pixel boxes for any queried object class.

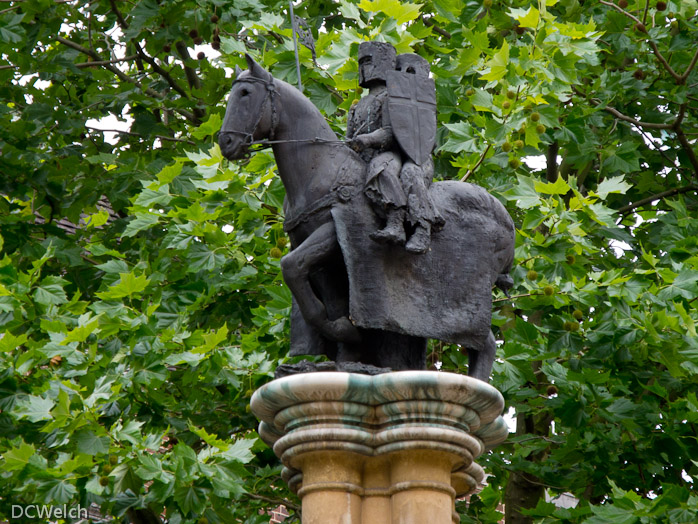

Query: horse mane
[271,77,339,141]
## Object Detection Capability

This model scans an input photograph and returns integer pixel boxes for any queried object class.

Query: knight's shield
[387,70,436,166]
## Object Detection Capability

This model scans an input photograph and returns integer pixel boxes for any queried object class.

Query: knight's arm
[358,94,396,149]
[353,126,394,150]
[347,104,358,139]
[349,98,395,150]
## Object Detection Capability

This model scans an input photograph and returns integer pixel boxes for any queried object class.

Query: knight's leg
[370,206,406,244]
[400,162,437,253]
[281,222,360,343]
[365,153,407,244]
[467,331,496,383]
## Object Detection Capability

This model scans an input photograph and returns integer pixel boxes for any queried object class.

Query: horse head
[219,54,278,160]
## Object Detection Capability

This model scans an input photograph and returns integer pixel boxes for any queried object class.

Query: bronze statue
[218,45,515,382]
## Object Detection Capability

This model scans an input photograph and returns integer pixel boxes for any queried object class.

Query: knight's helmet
[396,53,430,77]
[358,41,397,87]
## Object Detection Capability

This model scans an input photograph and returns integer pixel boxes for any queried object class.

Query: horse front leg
[281,221,361,343]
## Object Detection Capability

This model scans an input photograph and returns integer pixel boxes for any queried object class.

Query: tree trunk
[504,414,545,523]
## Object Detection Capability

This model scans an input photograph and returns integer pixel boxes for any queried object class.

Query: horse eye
[240,89,250,97]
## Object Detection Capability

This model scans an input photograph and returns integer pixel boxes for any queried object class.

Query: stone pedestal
[250,371,507,524]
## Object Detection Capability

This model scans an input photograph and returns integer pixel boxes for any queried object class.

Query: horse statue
[219,54,515,382]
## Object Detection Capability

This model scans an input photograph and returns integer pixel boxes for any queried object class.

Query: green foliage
[1,0,697,522]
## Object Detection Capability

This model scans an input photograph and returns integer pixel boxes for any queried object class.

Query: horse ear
[234,64,242,78]
[245,53,271,80]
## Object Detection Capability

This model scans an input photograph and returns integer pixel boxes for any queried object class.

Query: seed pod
[530,112,540,122]
[543,285,554,296]
[197,51,205,60]
[527,269,538,281]
[502,142,512,152]
[210,14,219,23]
[189,29,199,39]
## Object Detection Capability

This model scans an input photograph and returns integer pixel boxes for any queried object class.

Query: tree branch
[174,41,202,91]
[648,40,682,83]
[599,0,682,82]
[75,55,137,68]
[55,36,198,123]
[85,126,197,145]
[421,16,452,39]
[642,0,650,25]
[679,48,698,84]
[603,104,675,130]
[676,128,698,179]
[546,141,559,182]
[599,0,642,23]
[108,0,129,30]
[461,144,491,182]
[618,185,698,215]
[244,492,300,513]
[107,0,193,103]
[133,41,191,99]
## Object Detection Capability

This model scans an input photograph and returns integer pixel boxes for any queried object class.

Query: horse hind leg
[468,331,496,383]
[281,221,360,343]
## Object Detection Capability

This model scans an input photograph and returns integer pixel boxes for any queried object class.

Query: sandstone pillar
[251,371,507,524]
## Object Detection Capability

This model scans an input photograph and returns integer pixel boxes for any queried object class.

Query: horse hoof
[325,317,361,343]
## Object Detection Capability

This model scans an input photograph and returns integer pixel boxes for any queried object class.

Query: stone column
[251,371,507,523]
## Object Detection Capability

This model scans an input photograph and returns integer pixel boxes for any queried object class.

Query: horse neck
[270,81,340,201]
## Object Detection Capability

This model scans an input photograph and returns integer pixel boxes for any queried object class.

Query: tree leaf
[33,275,68,306]
[75,429,110,455]
[2,441,35,471]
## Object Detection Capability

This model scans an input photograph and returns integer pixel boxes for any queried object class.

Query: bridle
[222,75,280,148]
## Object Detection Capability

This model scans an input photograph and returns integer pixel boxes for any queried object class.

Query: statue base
[251,371,508,524]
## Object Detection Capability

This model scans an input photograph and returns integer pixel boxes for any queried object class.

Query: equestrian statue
[218,42,515,382]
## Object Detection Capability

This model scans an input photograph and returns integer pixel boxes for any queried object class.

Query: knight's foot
[405,225,431,254]
[324,316,361,343]
[370,226,406,245]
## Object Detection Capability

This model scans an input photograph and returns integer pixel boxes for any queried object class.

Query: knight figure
[347,41,443,254]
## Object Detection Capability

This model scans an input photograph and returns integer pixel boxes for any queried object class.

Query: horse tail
[495,272,514,297]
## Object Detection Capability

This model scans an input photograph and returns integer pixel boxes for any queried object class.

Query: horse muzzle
[218,131,250,160]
